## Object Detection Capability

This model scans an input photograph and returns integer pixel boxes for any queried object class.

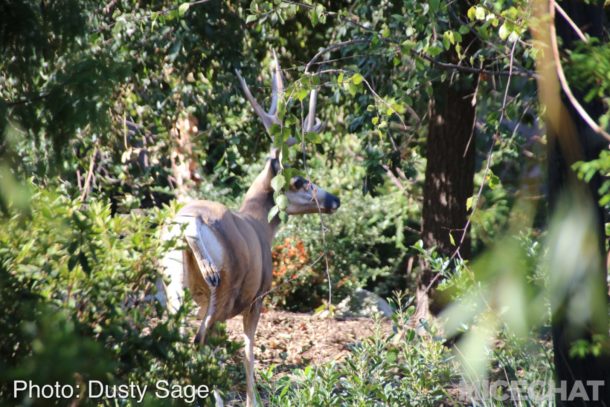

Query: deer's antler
[236,52,299,147]
[303,87,325,134]
[237,53,327,148]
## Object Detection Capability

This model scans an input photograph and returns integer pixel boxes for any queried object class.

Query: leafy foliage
[259,295,455,406]
[0,187,239,405]
[2,0,610,405]
[270,154,420,310]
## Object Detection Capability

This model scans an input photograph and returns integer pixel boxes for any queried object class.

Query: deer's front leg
[242,301,262,407]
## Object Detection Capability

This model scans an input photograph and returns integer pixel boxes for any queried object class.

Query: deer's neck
[239,180,281,242]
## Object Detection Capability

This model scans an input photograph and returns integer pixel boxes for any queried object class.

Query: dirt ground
[223,309,393,373]
[185,309,393,405]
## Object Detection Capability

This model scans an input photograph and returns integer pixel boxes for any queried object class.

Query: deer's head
[237,53,340,216]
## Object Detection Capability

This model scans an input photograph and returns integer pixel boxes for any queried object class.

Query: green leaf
[475,6,486,21]
[309,9,318,27]
[178,2,190,16]
[276,195,288,210]
[443,31,455,45]
[282,167,302,180]
[316,4,326,24]
[268,205,280,222]
[269,124,282,145]
[381,26,391,38]
[449,231,456,246]
[295,88,309,102]
[487,173,501,190]
[305,131,321,144]
[466,196,474,211]
[309,4,326,27]
[245,14,258,24]
[351,73,364,85]
[279,211,288,223]
[467,6,477,21]
[271,174,286,192]
[427,45,443,57]
[346,82,359,96]
[498,24,509,41]
[401,40,416,53]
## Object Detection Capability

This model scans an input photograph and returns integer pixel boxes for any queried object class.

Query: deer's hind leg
[242,300,262,407]
[184,218,224,345]
[185,245,219,345]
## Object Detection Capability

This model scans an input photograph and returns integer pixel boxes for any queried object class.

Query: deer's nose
[325,195,340,211]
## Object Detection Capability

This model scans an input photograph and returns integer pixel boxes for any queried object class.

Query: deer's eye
[291,177,305,190]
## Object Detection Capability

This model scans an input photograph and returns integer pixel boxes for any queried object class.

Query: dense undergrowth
[0,188,240,406]
[3,0,608,405]
[0,160,555,406]
[258,294,554,406]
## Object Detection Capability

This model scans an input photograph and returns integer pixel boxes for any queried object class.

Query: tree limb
[549,0,610,142]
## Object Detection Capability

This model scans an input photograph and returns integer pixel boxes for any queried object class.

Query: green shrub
[269,151,422,311]
[259,294,455,406]
[0,186,239,406]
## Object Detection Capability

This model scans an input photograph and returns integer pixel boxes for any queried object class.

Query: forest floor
[224,309,393,373]
[215,309,393,405]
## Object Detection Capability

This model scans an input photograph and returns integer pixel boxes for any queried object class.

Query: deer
[156,53,340,407]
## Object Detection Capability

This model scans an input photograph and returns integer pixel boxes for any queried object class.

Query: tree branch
[415,51,536,78]
[549,0,610,142]
[304,39,369,74]
[554,2,588,43]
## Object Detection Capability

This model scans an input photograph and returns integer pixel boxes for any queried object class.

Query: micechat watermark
[13,379,211,404]
[461,379,605,403]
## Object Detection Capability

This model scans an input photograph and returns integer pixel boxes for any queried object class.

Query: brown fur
[178,159,278,325]
[160,55,339,407]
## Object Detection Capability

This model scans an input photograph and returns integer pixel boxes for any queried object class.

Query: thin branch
[463,60,483,157]
[300,97,334,313]
[451,41,518,261]
[415,51,535,78]
[5,90,52,107]
[360,75,419,129]
[549,0,610,142]
[187,0,213,6]
[554,2,588,43]
[304,39,369,74]
[80,147,99,202]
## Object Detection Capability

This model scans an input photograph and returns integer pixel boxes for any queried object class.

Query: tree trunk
[418,77,477,315]
[416,1,480,317]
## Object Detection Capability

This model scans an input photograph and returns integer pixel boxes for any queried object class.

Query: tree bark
[417,1,480,316]
[418,77,477,314]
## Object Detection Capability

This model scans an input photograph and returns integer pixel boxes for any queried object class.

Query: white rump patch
[184,217,224,273]
[158,246,186,314]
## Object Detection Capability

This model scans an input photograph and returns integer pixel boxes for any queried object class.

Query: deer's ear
[268,147,281,175]
[270,157,281,175]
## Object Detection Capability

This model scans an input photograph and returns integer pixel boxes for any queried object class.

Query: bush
[259,294,455,406]
[0,186,239,406]
[269,150,422,311]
